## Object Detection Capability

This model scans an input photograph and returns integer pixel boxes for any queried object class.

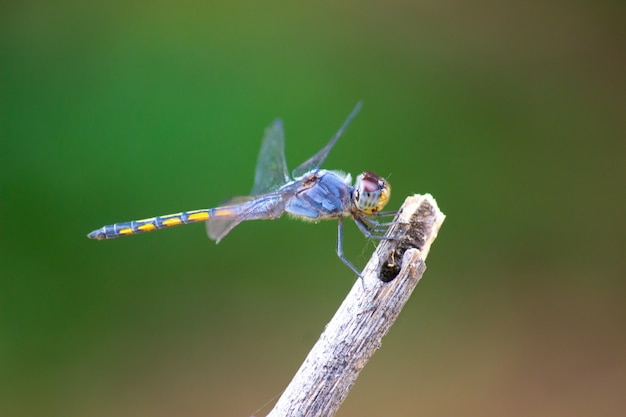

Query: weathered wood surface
[266,194,445,417]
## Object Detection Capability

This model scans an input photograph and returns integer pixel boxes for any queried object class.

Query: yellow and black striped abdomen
[87,209,215,240]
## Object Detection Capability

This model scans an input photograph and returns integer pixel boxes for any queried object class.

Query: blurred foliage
[1,0,625,416]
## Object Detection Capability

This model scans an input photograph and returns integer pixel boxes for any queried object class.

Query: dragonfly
[88,102,394,277]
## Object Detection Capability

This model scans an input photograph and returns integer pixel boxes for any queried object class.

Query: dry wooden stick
[265,194,445,417]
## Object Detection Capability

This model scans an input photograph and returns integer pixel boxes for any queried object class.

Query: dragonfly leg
[354,218,388,240]
[337,217,365,283]
[374,210,398,217]
[354,215,403,244]
[361,212,401,228]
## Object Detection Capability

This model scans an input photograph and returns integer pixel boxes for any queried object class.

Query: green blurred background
[1,0,625,416]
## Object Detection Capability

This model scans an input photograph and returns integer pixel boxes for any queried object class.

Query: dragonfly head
[353,171,391,214]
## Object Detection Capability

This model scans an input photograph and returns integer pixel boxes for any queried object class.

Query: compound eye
[354,171,391,214]
[360,172,381,193]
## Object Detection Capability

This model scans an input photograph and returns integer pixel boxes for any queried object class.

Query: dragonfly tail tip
[87,228,104,240]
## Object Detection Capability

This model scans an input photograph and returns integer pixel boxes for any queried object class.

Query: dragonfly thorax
[353,171,391,214]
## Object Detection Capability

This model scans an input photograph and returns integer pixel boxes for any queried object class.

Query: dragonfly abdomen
[87,209,213,240]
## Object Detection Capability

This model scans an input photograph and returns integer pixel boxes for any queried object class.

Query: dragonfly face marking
[88,102,396,278]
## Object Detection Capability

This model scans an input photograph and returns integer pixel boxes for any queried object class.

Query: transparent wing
[206,193,287,243]
[251,119,291,196]
[292,102,362,178]
[206,210,246,243]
